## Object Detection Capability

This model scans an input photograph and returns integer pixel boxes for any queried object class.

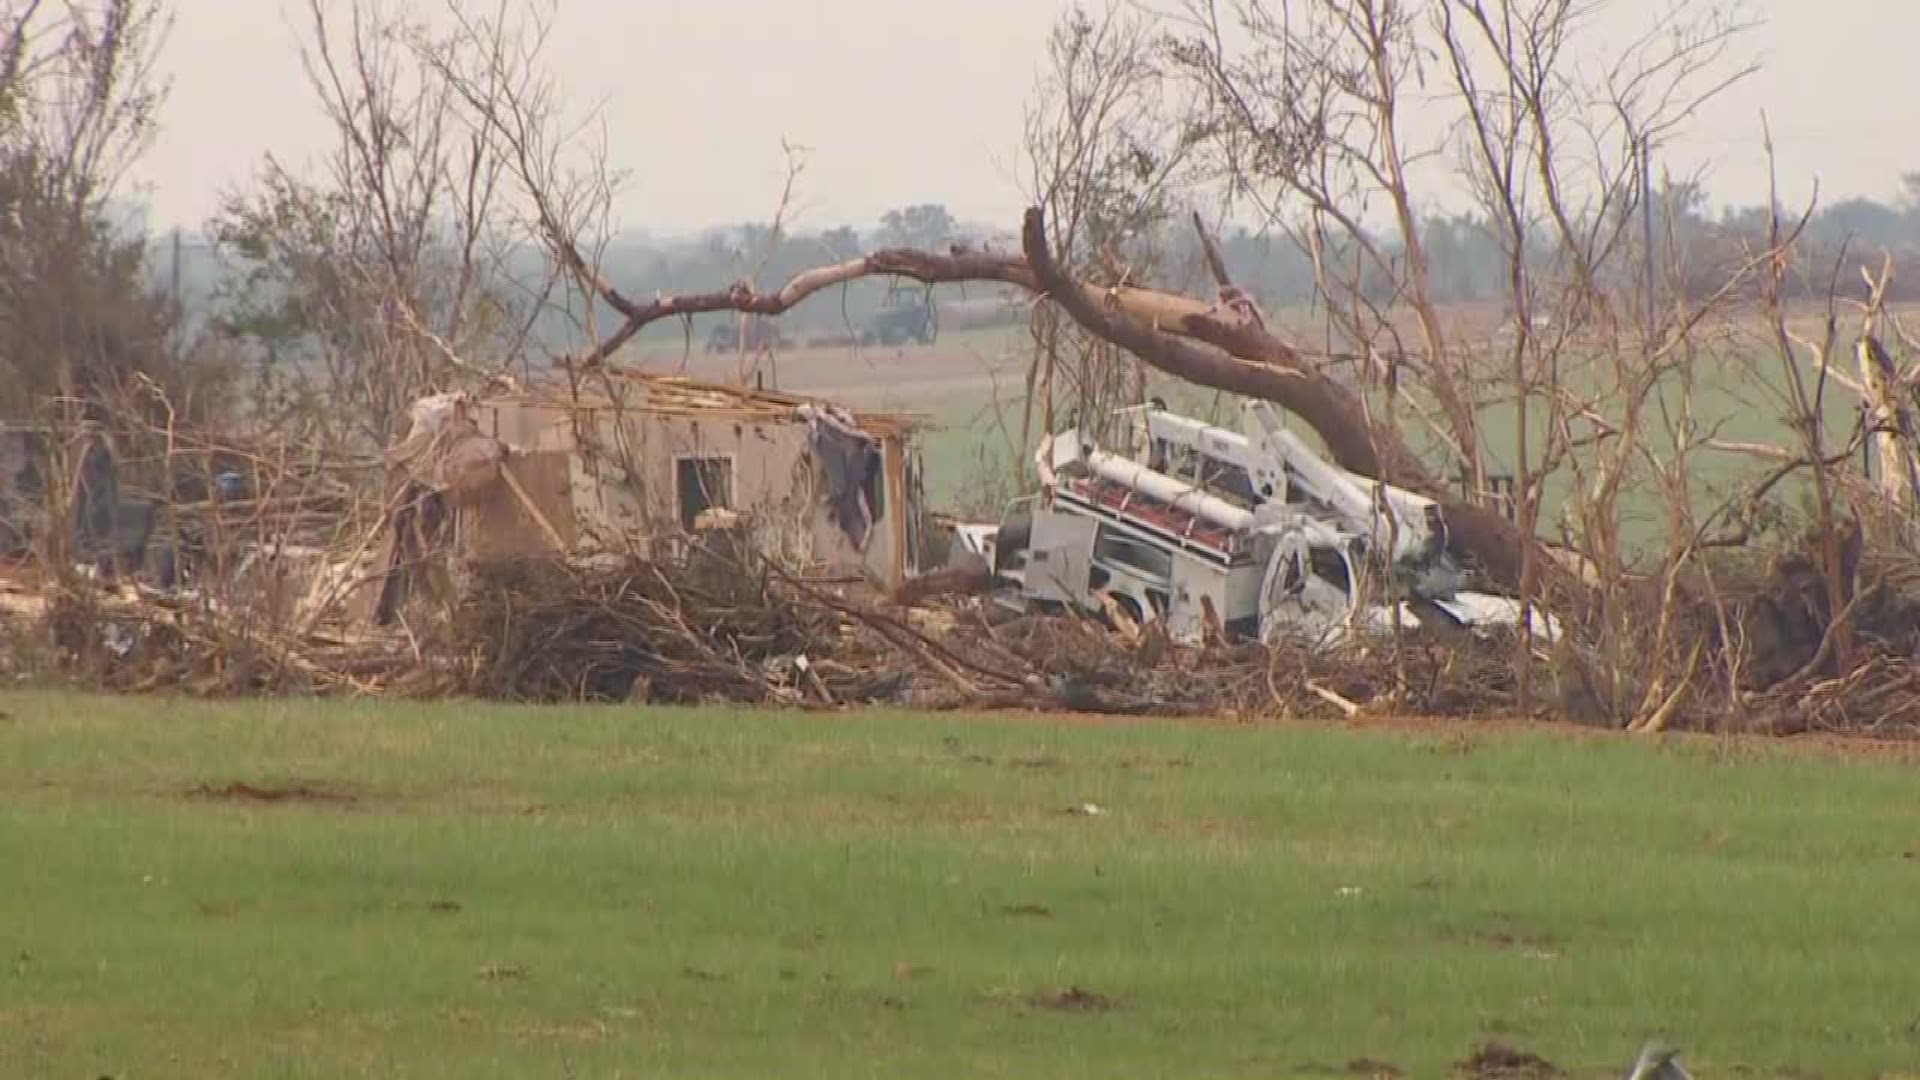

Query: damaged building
[365,374,932,621]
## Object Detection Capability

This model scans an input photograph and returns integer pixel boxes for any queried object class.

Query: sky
[129,0,1920,237]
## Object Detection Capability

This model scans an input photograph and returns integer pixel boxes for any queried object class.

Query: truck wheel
[994,511,1031,550]
[991,512,1031,577]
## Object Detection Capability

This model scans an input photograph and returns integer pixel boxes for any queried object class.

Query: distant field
[3,693,1919,1078]
[619,313,1874,551]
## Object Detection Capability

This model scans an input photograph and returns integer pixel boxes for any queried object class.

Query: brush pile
[15,581,416,695]
[438,550,922,705]
[10,517,1920,738]
[420,541,1534,720]
[1732,546,1920,736]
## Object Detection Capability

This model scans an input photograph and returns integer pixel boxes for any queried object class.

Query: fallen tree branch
[570,249,1036,367]
[892,567,1000,607]
[1017,206,1540,591]
[1305,679,1362,717]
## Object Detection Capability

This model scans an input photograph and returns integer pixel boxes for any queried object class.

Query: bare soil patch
[1029,986,1117,1012]
[184,781,361,807]
[1455,1042,1560,1080]
[1440,916,1565,955]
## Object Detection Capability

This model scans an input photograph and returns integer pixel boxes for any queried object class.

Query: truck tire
[995,511,1031,550]
[991,511,1032,576]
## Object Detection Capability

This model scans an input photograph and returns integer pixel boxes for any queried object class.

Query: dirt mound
[1029,986,1116,1012]
[1455,1042,1560,1080]
[186,781,359,807]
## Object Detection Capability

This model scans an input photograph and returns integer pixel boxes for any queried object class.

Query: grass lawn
[2,694,1917,1079]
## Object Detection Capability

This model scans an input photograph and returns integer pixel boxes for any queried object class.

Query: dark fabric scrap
[807,411,881,549]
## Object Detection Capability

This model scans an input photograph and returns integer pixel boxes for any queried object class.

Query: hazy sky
[131,0,1920,235]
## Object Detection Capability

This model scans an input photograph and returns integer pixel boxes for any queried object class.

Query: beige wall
[470,398,907,587]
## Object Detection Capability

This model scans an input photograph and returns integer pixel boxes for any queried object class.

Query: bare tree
[1162,0,1490,489]
[1020,4,1205,459]
[0,0,184,417]
[214,0,553,449]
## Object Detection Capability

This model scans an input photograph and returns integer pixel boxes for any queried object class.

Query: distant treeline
[154,180,1920,361]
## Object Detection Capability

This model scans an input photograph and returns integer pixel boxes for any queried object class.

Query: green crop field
[3,693,1917,1078]
[629,313,1856,543]
[883,336,1860,557]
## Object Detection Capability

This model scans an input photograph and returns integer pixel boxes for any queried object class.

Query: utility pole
[170,228,184,310]
[1639,135,1658,337]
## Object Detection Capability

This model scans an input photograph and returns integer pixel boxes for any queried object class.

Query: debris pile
[426,539,1539,720]
[438,546,918,705]
[6,384,1920,739]
[22,582,413,695]
[1735,546,1920,736]
[12,519,1920,738]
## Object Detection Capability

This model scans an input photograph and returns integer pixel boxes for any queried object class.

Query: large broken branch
[569,249,1035,367]
[1016,207,1536,590]
[562,233,1304,371]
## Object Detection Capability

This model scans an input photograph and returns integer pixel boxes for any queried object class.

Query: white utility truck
[985,401,1555,645]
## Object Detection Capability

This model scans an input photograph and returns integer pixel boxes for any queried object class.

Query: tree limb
[1017,205,1538,590]
[568,249,1035,368]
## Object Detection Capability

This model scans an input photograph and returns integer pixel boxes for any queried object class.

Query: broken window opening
[675,455,735,531]
[1278,551,1304,594]
[1197,455,1258,507]
[1094,526,1174,581]
[1307,545,1351,593]
[862,447,886,523]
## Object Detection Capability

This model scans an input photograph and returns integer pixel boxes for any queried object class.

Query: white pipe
[1083,449,1255,532]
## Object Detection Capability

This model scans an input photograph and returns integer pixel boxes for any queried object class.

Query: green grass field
[3,694,1918,1078]
[894,344,1858,556]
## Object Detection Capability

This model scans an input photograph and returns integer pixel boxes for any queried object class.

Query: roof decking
[486,372,925,438]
